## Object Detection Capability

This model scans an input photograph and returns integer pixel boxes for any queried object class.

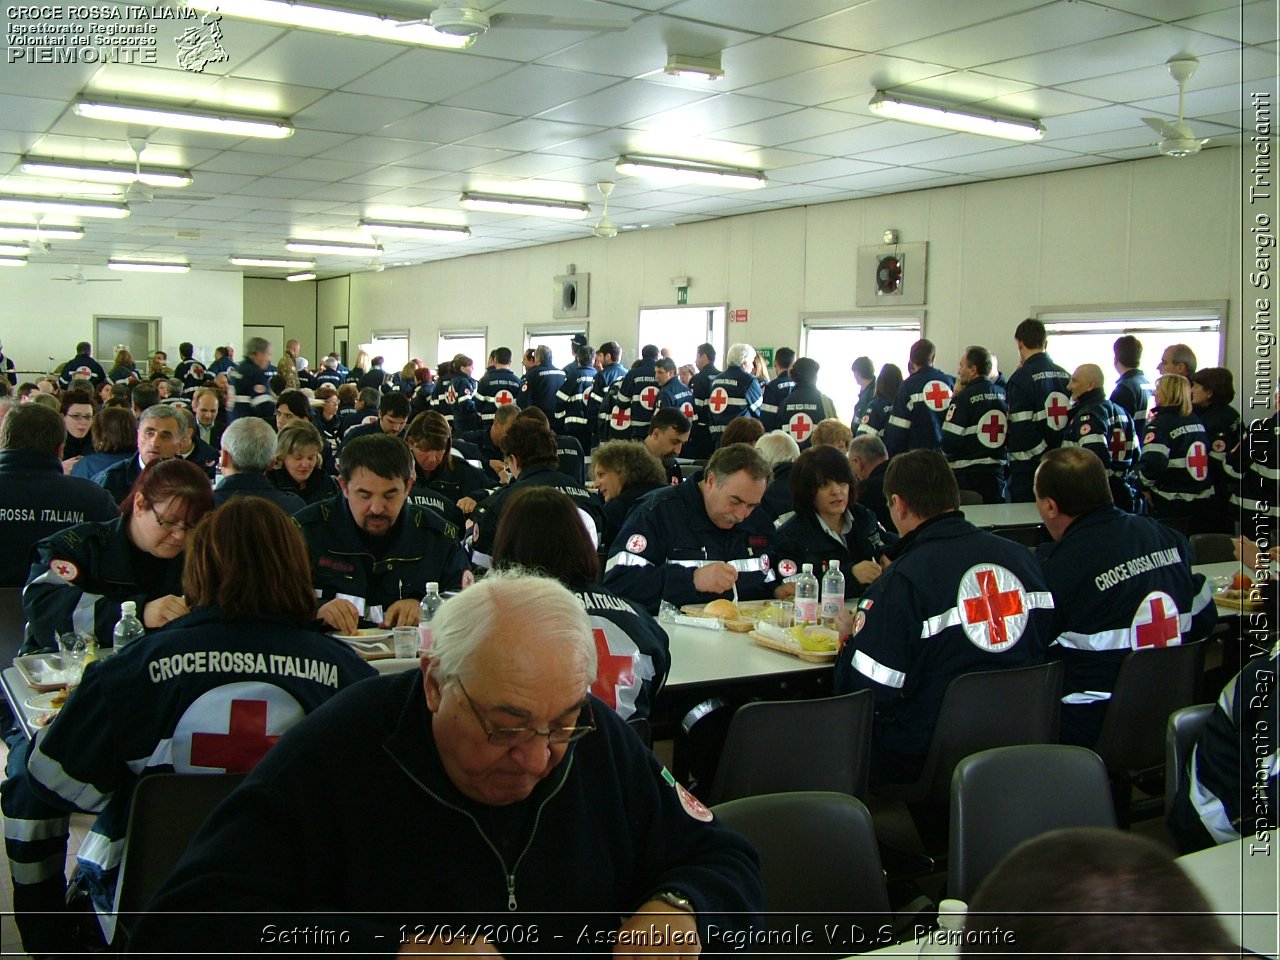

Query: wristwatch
[653,891,694,914]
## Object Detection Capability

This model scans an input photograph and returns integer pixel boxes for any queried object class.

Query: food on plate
[1232,572,1254,591]
[704,599,742,620]
[789,625,839,652]
[49,687,71,708]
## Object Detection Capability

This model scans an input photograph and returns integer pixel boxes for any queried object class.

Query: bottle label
[821,597,844,619]
[419,624,433,652]
[795,598,819,624]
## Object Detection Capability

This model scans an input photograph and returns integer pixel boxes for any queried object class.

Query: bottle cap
[426,581,439,592]
[121,600,136,615]
[801,563,813,573]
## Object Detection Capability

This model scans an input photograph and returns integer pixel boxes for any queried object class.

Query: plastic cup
[392,626,419,659]
[57,632,90,685]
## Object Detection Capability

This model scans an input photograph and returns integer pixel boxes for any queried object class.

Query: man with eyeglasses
[0,403,116,587]
[91,404,183,502]
[604,443,777,614]
[131,570,764,954]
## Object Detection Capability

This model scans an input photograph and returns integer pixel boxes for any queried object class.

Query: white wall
[0,262,242,377]
[244,277,317,361]
[322,147,1243,385]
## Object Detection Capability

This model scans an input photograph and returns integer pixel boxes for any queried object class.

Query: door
[95,317,157,363]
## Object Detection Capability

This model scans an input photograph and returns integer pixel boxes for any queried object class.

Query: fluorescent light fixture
[75,100,294,140]
[21,156,193,188]
[615,155,767,189]
[868,90,1045,141]
[285,272,317,282]
[228,256,315,269]
[458,192,590,220]
[0,244,29,256]
[107,259,191,273]
[0,195,130,219]
[285,239,382,256]
[186,0,474,49]
[360,219,471,240]
[0,257,26,268]
[663,54,723,81]
[0,224,83,241]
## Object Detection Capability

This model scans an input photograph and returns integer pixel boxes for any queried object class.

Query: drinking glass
[392,626,419,659]
[57,632,90,685]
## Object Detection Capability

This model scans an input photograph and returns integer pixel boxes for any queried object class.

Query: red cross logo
[190,700,280,773]
[639,386,659,410]
[446,385,457,404]
[50,559,78,581]
[923,380,951,411]
[1132,591,1180,649]
[1186,440,1209,481]
[709,387,729,414]
[681,401,695,419]
[1109,427,1128,460]
[788,412,813,442]
[611,407,632,430]
[977,410,1007,449]
[494,389,514,406]
[589,627,635,712]
[958,565,1029,651]
[1044,392,1070,431]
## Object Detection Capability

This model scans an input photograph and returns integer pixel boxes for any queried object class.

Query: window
[637,305,727,368]
[438,330,487,370]
[1036,303,1225,395]
[801,315,924,424]
[369,331,409,373]
[525,324,587,369]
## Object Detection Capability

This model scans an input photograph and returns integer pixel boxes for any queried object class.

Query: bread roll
[704,599,741,620]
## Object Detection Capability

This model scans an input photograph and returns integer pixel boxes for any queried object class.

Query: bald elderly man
[1062,363,1138,512]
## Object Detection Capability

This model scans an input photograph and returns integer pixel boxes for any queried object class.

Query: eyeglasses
[455,679,595,746]
[65,413,93,422]
[150,506,195,534]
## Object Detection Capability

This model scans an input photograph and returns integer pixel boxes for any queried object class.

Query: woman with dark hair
[591,439,667,546]
[719,416,765,448]
[71,407,137,479]
[492,486,669,722]
[269,421,338,506]
[23,458,215,652]
[1138,374,1213,528]
[1189,367,1242,533]
[856,363,902,439]
[58,387,97,466]
[403,411,488,533]
[851,356,876,424]
[769,445,891,599]
[469,418,602,569]
[3,497,373,953]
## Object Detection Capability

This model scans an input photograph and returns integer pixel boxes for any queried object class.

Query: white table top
[960,502,1044,528]
[664,621,828,689]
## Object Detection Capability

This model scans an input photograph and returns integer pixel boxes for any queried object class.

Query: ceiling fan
[591,182,617,239]
[1142,55,1210,158]
[51,265,122,285]
[395,1,630,38]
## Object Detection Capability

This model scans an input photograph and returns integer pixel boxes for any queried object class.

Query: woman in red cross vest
[1137,375,1214,532]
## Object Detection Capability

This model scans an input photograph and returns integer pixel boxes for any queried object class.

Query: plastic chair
[957,489,984,506]
[1092,640,1207,825]
[1189,533,1235,564]
[1165,702,1214,816]
[876,660,1064,806]
[947,745,1117,901]
[113,772,246,938]
[713,791,890,948]
[709,690,873,804]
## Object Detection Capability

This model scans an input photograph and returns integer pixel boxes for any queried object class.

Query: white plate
[334,630,392,644]
[25,691,67,711]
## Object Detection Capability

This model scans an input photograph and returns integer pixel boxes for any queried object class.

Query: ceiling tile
[231,32,405,89]
[625,93,795,136]
[768,157,893,184]
[379,105,516,142]
[342,49,520,103]
[234,129,358,157]
[445,63,620,115]
[715,107,875,147]
[536,13,752,78]
[918,142,1090,174]
[293,92,426,136]
[1057,46,1275,102]
[786,120,949,156]
[740,55,952,109]
[460,118,606,152]
[538,80,713,125]
[316,137,446,164]
[1176,0,1275,43]
[664,0,852,34]
[780,0,1047,52]
[195,150,300,176]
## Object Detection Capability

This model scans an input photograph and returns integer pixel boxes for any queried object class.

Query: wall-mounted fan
[1142,56,1210,158]
[397,1,630,39]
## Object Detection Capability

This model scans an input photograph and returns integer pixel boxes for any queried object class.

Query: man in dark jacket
[609,344,661,441]
[212,419,306,515]
[1110,334,1153,437]
[1006,318,1070,501]
[128,571,764,953]
[687,342,721,459]
[57,342,106,390]
[228,336,275,424]
[294,433,469,633]
[92,404,183,502]
[884,338,954,456]
[941,345,1008,504]
[0,404,117,586]
[518,344,565,419]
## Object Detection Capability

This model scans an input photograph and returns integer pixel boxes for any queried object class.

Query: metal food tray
[14,654,74,692]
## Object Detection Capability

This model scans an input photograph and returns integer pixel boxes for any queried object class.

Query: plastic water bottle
[113,601,145,650]
[419,582,443,652]
[794,563,819,625]
[821,560,846,626]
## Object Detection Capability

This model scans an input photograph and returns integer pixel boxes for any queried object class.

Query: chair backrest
[114,772,246,925]
[991,524,1045,548]
[0,587,26,665]
[1093,641,1207,775]
[709,690,873,805]
[958,489,984,506]
[1165,702,1214,816]
[712,791,890,943]
[1189,533,1235,564]
[948,745,1117,902]
[901,660,1064,805]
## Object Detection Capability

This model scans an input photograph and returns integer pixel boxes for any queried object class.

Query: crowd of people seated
[0,324,1271,955]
